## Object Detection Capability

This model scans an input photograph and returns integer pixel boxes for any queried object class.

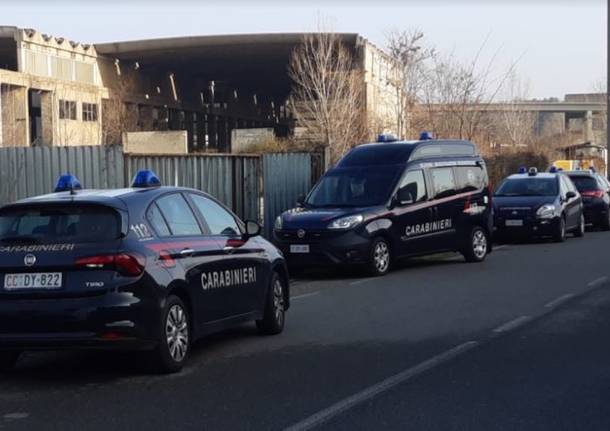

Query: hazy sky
[1,0,606,99]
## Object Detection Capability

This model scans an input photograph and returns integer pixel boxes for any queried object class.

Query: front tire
[553,216,566,242]
[256,272,286,335]
[574,214,585,237]
[0,351,20,370]
[462,226,488,263]
[367,237,391,276]
[152,295,190,374]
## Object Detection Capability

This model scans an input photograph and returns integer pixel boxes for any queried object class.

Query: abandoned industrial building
[0,26,400,153]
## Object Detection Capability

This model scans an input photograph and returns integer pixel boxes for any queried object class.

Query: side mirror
[244,220,261,237]
[296,195,305,207]
[396,188,414,206]
[565,191,576,200]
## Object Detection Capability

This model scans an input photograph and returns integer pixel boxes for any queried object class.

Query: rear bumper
[583,200,608,224]
[0,290,160,351]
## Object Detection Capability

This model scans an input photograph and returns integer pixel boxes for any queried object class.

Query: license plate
[505,219,523,227]
[290,244,310,254]
[4,273,63,290]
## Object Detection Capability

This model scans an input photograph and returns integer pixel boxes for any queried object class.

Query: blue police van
[274,134,493,276]
[0,171,289,373]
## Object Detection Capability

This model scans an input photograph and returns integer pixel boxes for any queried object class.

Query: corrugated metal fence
[0,146,323,239]
[262,153,313,238]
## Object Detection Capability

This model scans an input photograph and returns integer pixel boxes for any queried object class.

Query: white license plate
[4,273,63,290]
[290,244,310,254]
[505,219,524,227]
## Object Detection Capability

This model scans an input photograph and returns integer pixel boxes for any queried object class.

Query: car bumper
[0,291,160,351]
[583,200,608,224]
[274,229,373,267]
[494,217,560,237]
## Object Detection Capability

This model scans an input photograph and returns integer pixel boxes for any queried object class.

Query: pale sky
[1,0,606,99]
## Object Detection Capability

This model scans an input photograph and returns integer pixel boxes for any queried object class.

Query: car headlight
[328,214,364,230]
[536,204,556,219]
[274,215,283,230]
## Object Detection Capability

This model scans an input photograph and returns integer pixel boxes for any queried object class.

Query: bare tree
[385,29,435,138]
[496,71,537,150]
[288,31,365,164]
[102,69,139,145]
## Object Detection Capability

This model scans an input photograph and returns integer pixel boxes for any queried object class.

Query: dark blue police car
[274,134,493,276]
[0,171,289,373]
[494,167,585,242]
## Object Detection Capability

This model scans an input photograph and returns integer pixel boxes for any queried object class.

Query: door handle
[179,248,195,257]
[223,246,236,254]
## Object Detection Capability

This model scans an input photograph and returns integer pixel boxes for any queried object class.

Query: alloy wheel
[472,230,488,259]
[374,241,390,273]
[165,304,189,362]
[272,278,285,326]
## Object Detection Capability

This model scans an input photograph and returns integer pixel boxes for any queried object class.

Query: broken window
[59,100,77,120]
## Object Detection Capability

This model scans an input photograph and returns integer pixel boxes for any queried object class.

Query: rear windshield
[495,177,558,197]
[0,205,121,244]
[567,175,600,192]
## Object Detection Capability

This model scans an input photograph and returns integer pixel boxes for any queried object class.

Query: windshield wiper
[0,235,41,244]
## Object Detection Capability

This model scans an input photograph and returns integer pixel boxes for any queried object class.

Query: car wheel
[152,295,190,374]
[462,226,488,263]
[553,216,566,242]
[574,214,585,237]
[367,237,391,276]
[0,351,20,370]
[601,210,610,231]
[257,272,286,335]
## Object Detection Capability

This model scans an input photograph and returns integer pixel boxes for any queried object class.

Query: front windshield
[306,166,402,207]
[495,177,558,197]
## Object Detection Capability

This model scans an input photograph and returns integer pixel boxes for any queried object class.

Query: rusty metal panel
[263,153,312,238]
[0,145,124,206]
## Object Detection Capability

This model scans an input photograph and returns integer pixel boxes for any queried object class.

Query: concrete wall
[231,128,274,153]
[124,130,188,154]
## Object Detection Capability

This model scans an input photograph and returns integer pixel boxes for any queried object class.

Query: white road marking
[493,315,531,333]
[349,278,375,286]
[283,341,479,431]
[544,293,574,309]
[587,276,609,288]
[494,245,508,251]
[291,292,320,300]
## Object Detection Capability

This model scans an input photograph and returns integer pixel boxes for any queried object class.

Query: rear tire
[601,210,610,231]
[553,216,566,242]
[151,295,190,374]
[367,237,391,276]
[0,351,20,370]
[257,272,286,335]
[574,214,585,237]
[462,226,488,263]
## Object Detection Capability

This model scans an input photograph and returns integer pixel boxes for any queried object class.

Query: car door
[187,193,269,317]
[560,176,579,228]
[390,169,434,256]
[150,193,228,327]
[426,167,460,251]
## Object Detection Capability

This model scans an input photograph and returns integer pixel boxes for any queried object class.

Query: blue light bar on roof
[377,134,398,143]
[419,131,434,140]
[54,173,82,193]
[131,169,161,188]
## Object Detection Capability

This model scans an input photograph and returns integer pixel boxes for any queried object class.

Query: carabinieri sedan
[0,171,289,373]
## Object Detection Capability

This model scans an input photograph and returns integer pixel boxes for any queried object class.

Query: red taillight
[75,253,145,276]
[581,190,605,198]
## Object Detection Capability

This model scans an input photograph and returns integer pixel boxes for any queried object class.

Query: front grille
[276,230,343,243]
[498,207,532,218]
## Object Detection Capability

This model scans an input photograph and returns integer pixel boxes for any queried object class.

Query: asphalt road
[1,230,610,431]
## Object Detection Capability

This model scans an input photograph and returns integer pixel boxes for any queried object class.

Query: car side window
[560,176,572,196]
[155,194,202,236]
[397,170,427,203]
[430,167,457,199]
[146,202,171,237]
[189,194,241,236]
[455,166,486,193]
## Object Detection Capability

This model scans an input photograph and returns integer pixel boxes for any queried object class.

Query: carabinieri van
[273,135,493,276]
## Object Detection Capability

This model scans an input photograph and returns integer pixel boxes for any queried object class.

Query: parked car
[493,167,585,242]
[274,134,493,276]
[0,171,289,373]
[564,170,610,230]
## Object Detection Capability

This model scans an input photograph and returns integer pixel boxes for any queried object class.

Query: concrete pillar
[40,91,53,146]
[585,110,594,142]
